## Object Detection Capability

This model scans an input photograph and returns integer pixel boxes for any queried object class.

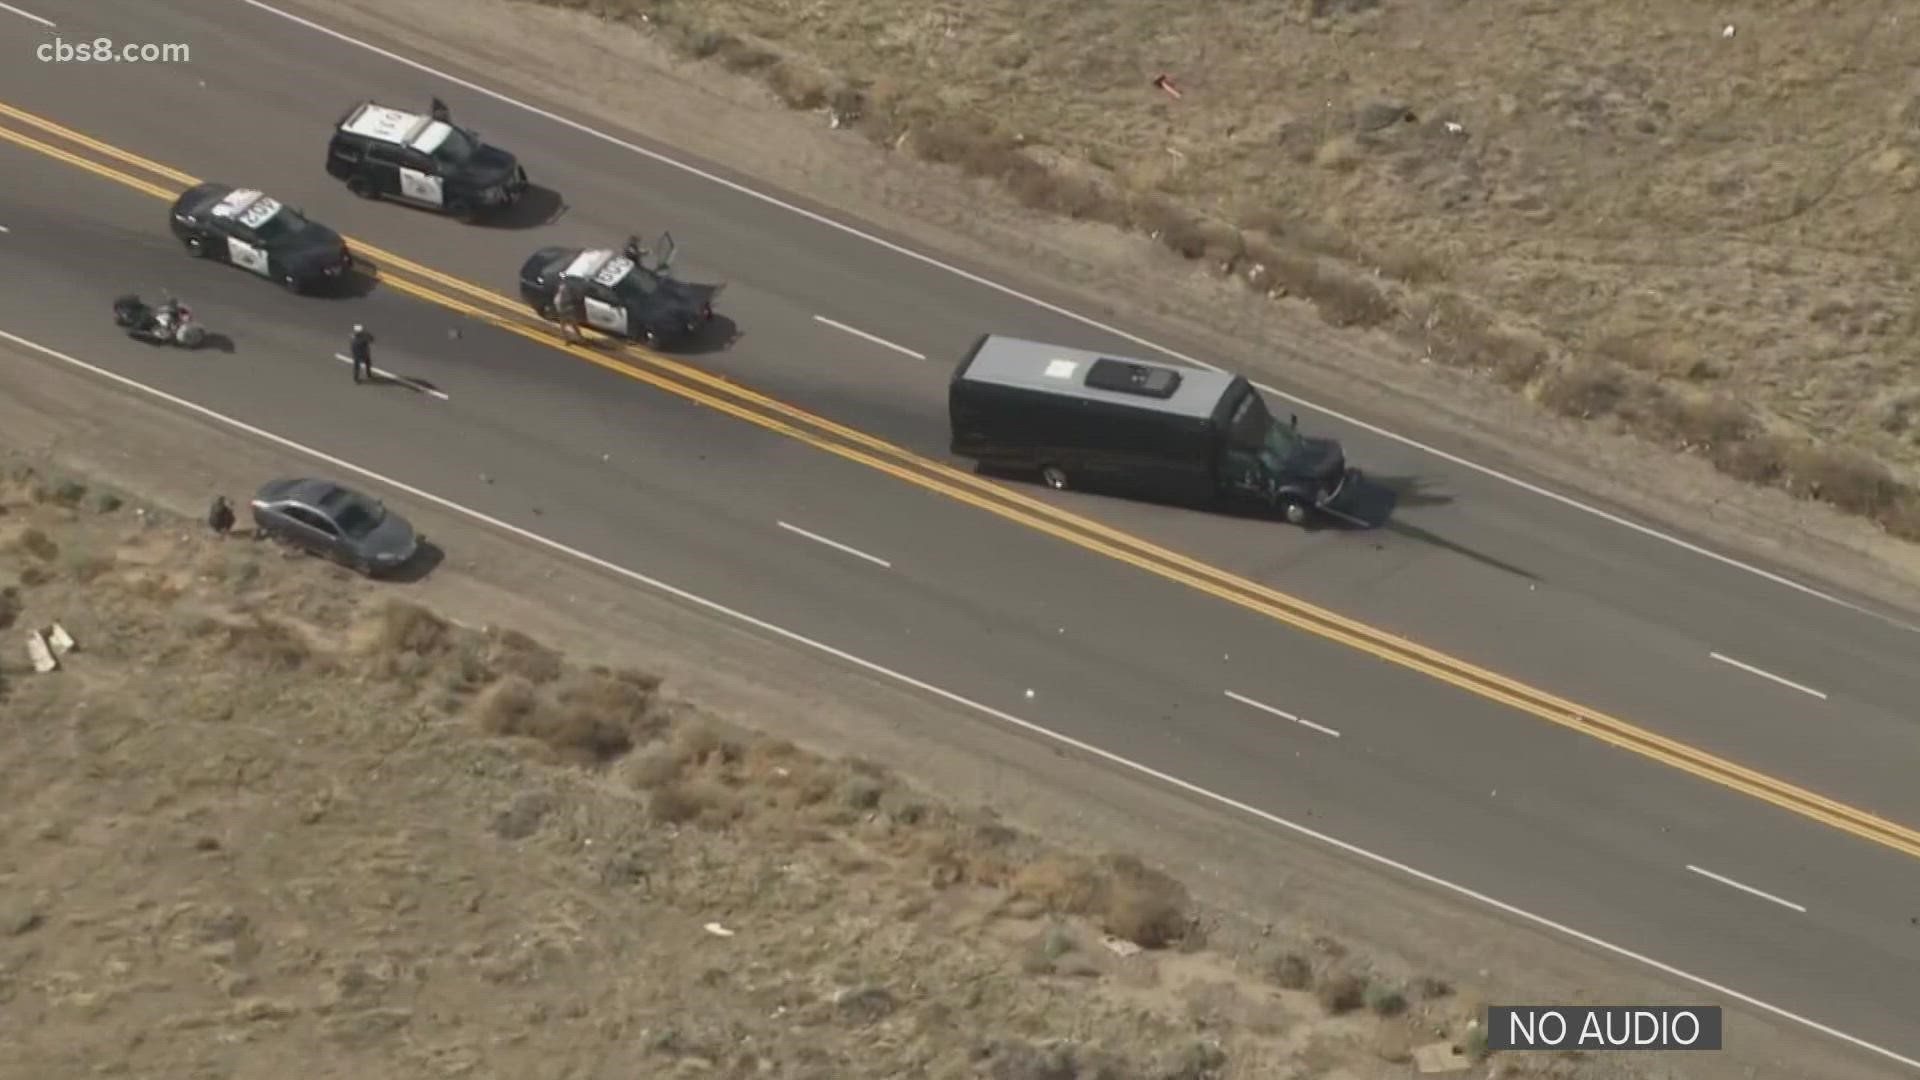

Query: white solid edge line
[239,0,1920,635]
[332,352,450,400]
[0,2,54,28]
[1686,865,1809,914]
[812,315,927,360]
[1709,652,1829,701]
[776,519,892,569]
[4,321,1916,1072]
[1225,690,1340,738]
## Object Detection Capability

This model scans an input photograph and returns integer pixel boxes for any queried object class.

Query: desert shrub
[1316,971,1367,1014]
[558,667,657,728]
[1006,165,1121,223]
[1710,434,1790,485]
[1011,853,1190,949]
[219,616,310,670]
[1781,444,1903,517]
[489,628,562,685]
[1268,951,1313,990]
[476,677,542,733]
[1538,364,1629,419]
[1100,856,1188,949]
[11,528,57,562]
[1879,492,1920,542]
[377,600,449,656]
[63,551,114,583]
[647,780,736,827]
[1647,392,1754,448]
[1366,982,1408,1016]
[1132,198,1217,260]
[1156,1040,1227,1080]
[624,745,685,789]
[765,60,831,109]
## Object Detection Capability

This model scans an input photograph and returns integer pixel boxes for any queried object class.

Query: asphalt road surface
[7,1,1920,1069]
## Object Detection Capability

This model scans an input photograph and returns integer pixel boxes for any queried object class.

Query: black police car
[168,182,354,293]
[517,235,723,349]
[324,99,528,220]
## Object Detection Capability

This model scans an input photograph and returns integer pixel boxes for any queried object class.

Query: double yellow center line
[5,98,1918,861]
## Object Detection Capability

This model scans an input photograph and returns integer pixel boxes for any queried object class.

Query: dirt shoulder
[0,338,1893,1075]
[275,0,1920,620]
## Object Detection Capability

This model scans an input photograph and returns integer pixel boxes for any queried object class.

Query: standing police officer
[349,324,374,383]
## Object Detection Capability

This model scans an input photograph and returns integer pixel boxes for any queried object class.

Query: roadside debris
[48,622,75,655]
[1413,1040,1471,1073]
[1152,74,1183,100]
[27,628,56,673]
[703,921,735,938]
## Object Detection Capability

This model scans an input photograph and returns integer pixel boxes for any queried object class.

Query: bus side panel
[950,377,1218,504]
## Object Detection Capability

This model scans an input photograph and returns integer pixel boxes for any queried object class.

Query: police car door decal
[228,237,270,276]
[583,297,626,335]
[399,168,443,205]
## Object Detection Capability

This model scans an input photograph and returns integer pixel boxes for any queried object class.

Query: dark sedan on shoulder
[517,234,722,349]
[249,478,419,577]
[169,182,354,293]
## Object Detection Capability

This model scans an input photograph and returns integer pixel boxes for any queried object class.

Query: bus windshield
[1227,389,1298,469]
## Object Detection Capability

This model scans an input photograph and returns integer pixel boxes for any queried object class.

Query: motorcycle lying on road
[112,294,208,349]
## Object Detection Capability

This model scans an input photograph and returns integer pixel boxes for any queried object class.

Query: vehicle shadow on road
[1326,474,1451,529]
[131,332,238,355]
[1335,475,1542,582]
[313,265,381,300]
[469,185,566,230]
[380,539,446,585]
[666,313,741,356]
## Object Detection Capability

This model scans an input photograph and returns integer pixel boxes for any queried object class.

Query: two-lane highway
[7,2,1920,1069]
[8,0,1920,824]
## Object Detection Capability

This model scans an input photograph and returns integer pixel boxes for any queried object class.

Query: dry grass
[216,615,313,671]
[472,674,642,764]
[542,0,1920,543]
[1011,852,1191,949]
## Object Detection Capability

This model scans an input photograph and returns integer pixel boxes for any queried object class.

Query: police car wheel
[346,175,376,199]
[1280,498,1310,526]
[281,273,302,293]
[183,235,206,257]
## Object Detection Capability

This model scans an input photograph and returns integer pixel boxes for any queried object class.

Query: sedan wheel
[1040,465,1069,491]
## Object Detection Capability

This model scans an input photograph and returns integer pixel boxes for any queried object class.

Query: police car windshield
[430,126,478,166]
